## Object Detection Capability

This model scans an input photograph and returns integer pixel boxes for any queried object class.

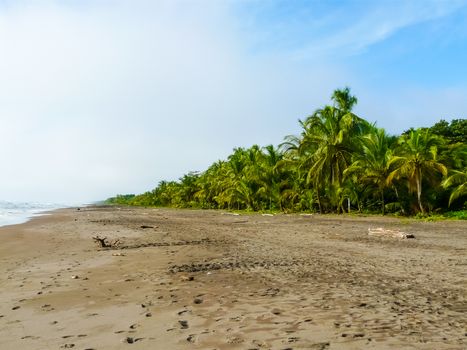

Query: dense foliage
[107,89,466,215]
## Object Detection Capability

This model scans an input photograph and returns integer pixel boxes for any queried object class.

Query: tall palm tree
[281,125,322,211]
[345,128,393,214]
[257,145,283,210]
[388,129,447,214]
[301,88,368,212]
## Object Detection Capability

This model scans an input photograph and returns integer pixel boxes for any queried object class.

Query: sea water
[0,201,65,227]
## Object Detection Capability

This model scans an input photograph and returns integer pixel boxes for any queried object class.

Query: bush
[444,210,467,220]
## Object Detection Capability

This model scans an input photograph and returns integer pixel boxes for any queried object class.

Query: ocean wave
[0,201,68,227]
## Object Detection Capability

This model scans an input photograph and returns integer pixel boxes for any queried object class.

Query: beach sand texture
[0,206,465,349]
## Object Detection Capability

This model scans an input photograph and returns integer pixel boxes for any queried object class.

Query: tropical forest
[107,88,466,218]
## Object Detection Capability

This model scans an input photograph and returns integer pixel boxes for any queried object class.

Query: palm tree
[442,168,467,206]
[257,145,283,210]
[281,126,322,211]
[301,88,368,212]
[388,129,447,214]
[331,86,358,113]
[345,128,393,214]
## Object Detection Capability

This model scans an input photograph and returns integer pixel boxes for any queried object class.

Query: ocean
[0,201,65,227]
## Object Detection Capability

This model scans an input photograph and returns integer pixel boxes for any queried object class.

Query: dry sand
[0,206,465,349]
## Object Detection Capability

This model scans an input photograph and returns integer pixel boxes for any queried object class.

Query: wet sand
[0,206,465,349]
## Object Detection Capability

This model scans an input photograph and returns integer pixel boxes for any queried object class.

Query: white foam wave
[0,201,68,227]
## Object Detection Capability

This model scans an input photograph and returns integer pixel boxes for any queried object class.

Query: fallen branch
[92,235,121,248]
[368,227,415,239]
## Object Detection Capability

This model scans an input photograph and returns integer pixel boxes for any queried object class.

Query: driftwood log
[368,227,415,239]
[92,235,121,248]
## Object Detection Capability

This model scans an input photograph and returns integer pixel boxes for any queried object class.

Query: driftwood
[368,227,415,239]
[92,235,121,248]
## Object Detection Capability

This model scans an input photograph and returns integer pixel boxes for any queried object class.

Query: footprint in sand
[122,337,144,344]
[178,320,189,329]
[21,336,40,340]
[177,309,190,316]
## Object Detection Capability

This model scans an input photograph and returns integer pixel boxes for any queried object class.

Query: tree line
[107,88,466,216]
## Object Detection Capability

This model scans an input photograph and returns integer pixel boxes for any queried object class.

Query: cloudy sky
[0,0,466,203]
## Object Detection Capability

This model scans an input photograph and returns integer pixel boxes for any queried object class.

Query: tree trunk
[317,191,323,214]
[416,170,424,214]
[393,185,405,215]
[347,198,351,213]
[381,190,385,215]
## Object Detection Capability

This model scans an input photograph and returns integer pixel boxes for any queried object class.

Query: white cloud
[293,0,467,59]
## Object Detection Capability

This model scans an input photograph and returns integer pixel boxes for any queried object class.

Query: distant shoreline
[0,204,69,228]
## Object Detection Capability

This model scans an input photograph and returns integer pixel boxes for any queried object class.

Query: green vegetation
[107,89,466,217]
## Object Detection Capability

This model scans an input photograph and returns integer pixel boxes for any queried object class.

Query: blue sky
[0,0,466,203]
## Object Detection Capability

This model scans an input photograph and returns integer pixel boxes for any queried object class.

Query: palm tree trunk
[317,191,323,214]
[416,170,424,214]
[381,190,385,215]
[392,185,405,215]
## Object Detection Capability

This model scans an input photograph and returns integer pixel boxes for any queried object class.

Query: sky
[0,0,466,203]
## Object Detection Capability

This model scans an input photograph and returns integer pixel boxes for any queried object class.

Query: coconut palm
[345,128,393,214]
[388,129,447,214]
[301,88,368,212]
[442,169,467,206]
[331,86,358,113]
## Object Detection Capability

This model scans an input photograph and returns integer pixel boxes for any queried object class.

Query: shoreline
[0,206,465,349]
[0,203,75,229]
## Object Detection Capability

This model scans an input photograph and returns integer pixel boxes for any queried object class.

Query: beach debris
[71,275,79,279]
[112,252,125,256]
[193,298,203,304]
[262,213,274,217]
[92,235,121,248]
[368,227,415,239]
[180,275,194,282]
[108,238,212,250]
[221,212,240,216]
[232,220,249,224]
[140,225,154,229]
[309,342,330,349]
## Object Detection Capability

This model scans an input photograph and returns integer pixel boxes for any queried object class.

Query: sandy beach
[0,206,465,349]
